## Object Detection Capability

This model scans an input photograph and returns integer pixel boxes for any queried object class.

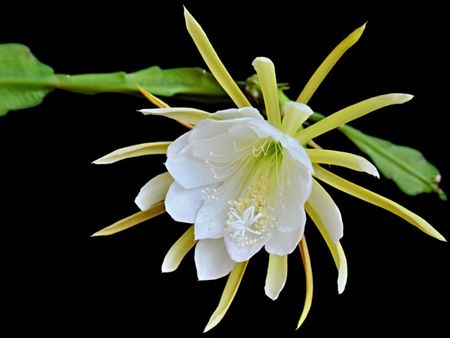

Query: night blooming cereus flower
[92,8,446,332]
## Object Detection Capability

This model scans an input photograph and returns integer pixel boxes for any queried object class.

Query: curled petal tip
[264,286,279,301]
[252,56,273,66]
[161,225,196,273]
[338,281,346,295]
[353,22,367,40]
[92,156,110,165]
[203,317,218,333]
[203,323,213,333]
[161,256,176,273]
[161,265,174,273]
[426,229,446,242]
[436,233,447,242]
[400,93,414,102]
[365,163,380,178]
[264,255,287,301]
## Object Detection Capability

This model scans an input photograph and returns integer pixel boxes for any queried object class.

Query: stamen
[251,139,271,157]
[202,187,218,201]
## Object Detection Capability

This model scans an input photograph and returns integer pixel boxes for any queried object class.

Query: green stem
[50,73,138,94]
[0,73,139,94]
[310,112,325,122]
[278,90,291,106]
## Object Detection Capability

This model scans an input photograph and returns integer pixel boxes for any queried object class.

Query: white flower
[164,107,313,278]
[92,7,445,333]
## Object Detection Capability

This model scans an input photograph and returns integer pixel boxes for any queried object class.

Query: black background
[1,1,448,337]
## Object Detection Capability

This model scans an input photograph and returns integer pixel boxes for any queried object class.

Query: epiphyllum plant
[92,8,445,332]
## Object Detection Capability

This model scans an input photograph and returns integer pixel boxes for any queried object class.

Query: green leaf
[341,125,446,200]
[0,44,54,115]
[0,43,228,116]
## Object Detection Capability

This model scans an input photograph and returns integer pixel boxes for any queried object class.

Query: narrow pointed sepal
[314,165,446,242]
[162,225,196,273]
[204,261,248,332]
[305,199,348,294]
[93,142,170,164]
[91,202,165,236]
[307,149,379,177]
[184,7,250,108]
[297,94,413,144]
[297,23,367,104]
[264,254,288,300]
[297,237,313,330]
[139,107,216,125]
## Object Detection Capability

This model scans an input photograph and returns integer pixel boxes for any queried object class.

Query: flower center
[225,181,276,247]
[221,138,285,247]
[200,134,290,247]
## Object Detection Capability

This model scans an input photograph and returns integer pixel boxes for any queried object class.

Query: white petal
[165,182,205,223]
[166,120,251,189]
[246,118,285,139]
[165,145,220,189]
[264,254,288,300]
[194,182,236,240]
[195,239,236,280]
[274,159,312,232]
[194,203,226,239]
[245,118,314,172]
[212,107,264,120]
[134,172,174,211]
[307,179,343,242]
[192,127,256,164]
[282,134,314,172]
[265,227,304,255]
[277,202,308,233]
[224,233,267,262]
[167,131,191,158]
[189,117,237,141]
